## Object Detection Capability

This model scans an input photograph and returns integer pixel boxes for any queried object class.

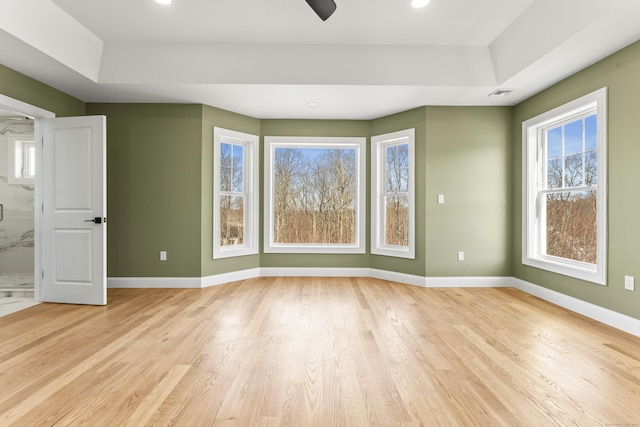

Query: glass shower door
[0,117,36,315]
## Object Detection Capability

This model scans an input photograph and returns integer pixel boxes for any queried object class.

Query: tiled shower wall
[0,118,34,280]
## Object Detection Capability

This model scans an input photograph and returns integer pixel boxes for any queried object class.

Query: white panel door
[42,116,106,305]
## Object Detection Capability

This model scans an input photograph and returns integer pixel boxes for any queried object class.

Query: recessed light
[411,0,430,8]
[306,101,319,108]
[155,0,172,5]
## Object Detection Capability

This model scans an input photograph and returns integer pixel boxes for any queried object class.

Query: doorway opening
[0,110,37,316]
[0,95,54,316]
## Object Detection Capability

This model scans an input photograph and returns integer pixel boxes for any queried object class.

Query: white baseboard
[107,272,640,338]
[107,277,202,289]
[424,276,513,288]
[201,268,261,288]
[512,278,640,338]
[369,269,427,287]
[108,270,511,289]
[260,267,370,277]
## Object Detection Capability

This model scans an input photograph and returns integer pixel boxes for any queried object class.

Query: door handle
[85,217,104,224]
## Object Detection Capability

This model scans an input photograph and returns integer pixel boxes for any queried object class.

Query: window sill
[264,244,365,254]
[522,255,606,286]
[371,247,415,259]
[214,247,258,260]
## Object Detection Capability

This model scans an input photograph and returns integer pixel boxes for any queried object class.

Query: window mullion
[539,185,595,195]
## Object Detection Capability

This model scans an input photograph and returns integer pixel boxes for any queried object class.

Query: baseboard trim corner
[201,268,261,288]
[369,269,428,287]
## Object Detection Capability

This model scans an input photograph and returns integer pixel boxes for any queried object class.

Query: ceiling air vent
[488,88,515,97]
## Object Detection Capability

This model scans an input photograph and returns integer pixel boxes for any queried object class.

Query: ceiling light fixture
[306,0,337,21]
[411,0,430,8]
[306,101,320,108]
[155,0,172,5]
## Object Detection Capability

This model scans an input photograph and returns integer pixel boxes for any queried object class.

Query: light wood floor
[1,277,640,426]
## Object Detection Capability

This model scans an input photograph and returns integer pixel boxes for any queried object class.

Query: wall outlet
[457,251,464,261]
[624,275,635,291]
[160,251,167,261]
[437,194,445,204]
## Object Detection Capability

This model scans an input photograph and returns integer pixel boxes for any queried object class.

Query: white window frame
[8,135,35,184]
[371,129,415,259]
[213,127,259,259]
[522,88,607,285]
[264,136,366,254]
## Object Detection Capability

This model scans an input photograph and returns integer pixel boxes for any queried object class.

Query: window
[8,136,35,184]
[264,136,366,253]
[371,129,415,258]
[522,88,607,285]
[213,127,258,259]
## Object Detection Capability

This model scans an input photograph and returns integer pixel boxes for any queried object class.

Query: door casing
[0,94,54,302]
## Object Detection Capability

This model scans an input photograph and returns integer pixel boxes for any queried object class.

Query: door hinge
[42,270,44,279]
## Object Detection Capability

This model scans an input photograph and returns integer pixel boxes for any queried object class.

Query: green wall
[201,105,261,276]
[0,64,544,288]
[0,64,85,117]
[512,40,640,319]
[425,107,512,277]
[0,64,518,283]
[76,103,512,279]
[86,103,203,277]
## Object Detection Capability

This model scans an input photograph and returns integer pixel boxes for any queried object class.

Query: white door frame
[0,94,55,302]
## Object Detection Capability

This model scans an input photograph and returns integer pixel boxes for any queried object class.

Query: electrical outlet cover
[624,275,635,291]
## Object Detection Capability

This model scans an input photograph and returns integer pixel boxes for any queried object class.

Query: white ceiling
[1,0,640,119]
[52,0,536,45]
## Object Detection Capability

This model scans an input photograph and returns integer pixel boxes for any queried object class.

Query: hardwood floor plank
[124,364,192,426]
[1,277,640,426]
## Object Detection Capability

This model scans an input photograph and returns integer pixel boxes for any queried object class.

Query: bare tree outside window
[544,114,597,264]
[273,147,357,244]
[220,142,245,246]
[384,144,409,246]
